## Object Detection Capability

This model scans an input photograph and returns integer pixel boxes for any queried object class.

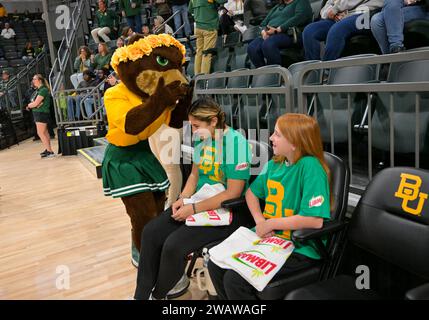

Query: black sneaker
[390,46,406,54]
[40,149,48,155]
[41,150,55,158]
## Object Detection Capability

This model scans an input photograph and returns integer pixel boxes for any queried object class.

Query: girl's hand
[171,204,194,222]
[172,198,184,215]
[255,220,274,238]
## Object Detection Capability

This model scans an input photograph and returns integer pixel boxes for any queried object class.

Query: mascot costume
[102,34,192,267]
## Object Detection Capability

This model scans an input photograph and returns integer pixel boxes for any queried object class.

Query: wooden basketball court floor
[0,138,206,300]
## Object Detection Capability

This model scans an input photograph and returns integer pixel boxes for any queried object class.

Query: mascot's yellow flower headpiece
[111,34,187,73]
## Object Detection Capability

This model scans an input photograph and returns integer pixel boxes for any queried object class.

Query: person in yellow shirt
[102,34,193,268]
[0,3,7,18]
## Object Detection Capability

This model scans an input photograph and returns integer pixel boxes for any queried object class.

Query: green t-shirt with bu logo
[193,127,252,193]
[33,86,51,114]
[250,156,331,259]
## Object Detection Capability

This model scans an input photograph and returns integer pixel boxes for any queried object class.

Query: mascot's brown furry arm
[101,34,192,262]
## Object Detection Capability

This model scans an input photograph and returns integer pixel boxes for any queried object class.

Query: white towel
[209,227,295,291]
[184,183,233,226]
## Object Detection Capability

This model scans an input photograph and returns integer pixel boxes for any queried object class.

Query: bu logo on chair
[394,173,428,216]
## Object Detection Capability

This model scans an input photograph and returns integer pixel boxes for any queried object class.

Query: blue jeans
[172,4,192,37]
[84,97,94,119]
[67,95,81,121]
[303,14,368,61]
[371,1,427,54]
[127,14,142,33]
[247,33,293,68]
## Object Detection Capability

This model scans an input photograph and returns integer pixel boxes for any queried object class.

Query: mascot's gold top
[104,34,188,147]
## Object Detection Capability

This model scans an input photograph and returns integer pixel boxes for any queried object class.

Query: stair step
[77,145,106,179]
[93,137,108,147]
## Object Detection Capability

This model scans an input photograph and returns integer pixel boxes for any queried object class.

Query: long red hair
[274,113,331,186]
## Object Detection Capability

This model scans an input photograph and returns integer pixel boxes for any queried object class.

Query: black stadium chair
[286,167,429,300]
[372,55,429,154]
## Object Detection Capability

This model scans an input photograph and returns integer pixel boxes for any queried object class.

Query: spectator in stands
[122,26,136,44]
[1,22,15,39]
[35,40,45,56]
[26,74,55,158]
[120,0,143,33]
[91,43,112,71]
[243,0,267,27]
[169,0,192,38]
[0,3,7,18]
[134,97,252,300]
[0,70,17,110]
[22,42,35,64]
[116,36,125,48]
[208,113,331,300]
[71,46,92,89]
[302,0,383,61]
[219,0,245,37]
[67,70,98,121]
[91,0,118,44]
[247,0,313,68]
[371,0,428,54]
[141,24,151,36]
[153,0,173,28]
[189,0,227,74]
[153,15,174,34]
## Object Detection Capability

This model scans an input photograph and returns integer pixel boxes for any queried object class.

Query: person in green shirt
[133,97,252,300]
[91,0,118,44]
[119,0,142,32]
[91,43,112,71]
[208,113,332,299]
[189,0,227,74]
[26,74,55,158]
[247,0,313,67]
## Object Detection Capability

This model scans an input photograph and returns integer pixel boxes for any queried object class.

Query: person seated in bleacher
[189,0,228,75]
[208,113,331,299]
[371,0,428,54]
[1,22,15,39]
[302,0,383,61]
[21,42,35,64]
[152,15,174,35]
[67,70,98,121]
[219,0,245,37]
[116,36,125,48]
[71,46,92,89]
[91,43,112,72]
[91,0,118,44]
[122,26,136,45]
[0,70,17,110]
[141,24,151,36]
[134,97,252,300]
[35,40,45,56]
[0,3,7,18]
[247,0,313,68]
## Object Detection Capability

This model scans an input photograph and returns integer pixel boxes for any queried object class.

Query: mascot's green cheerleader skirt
[102,140,170,198]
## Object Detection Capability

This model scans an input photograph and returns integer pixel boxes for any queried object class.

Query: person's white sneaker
[234,24,247,34]
[166,274,190,299]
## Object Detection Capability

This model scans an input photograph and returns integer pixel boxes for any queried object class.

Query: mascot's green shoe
[131,243,139,268]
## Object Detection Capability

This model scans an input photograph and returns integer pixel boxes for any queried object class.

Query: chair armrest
[405,283,429,300]
[221,196,246,209]
[292,220,348,242]
[202,48,218,56]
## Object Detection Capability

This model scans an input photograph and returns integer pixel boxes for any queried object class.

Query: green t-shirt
[33,86,51,114]
[250,156,331,259]
[93,53,112,70]
[189,0,227,31]
[193,127,252,193]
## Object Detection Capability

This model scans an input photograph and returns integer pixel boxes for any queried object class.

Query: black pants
[219,13,235,35]
[134,207,241,300]
[208,252,316,300]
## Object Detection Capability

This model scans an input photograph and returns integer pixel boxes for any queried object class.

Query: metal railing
[1,50,50,120]
[193,50,429,190]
